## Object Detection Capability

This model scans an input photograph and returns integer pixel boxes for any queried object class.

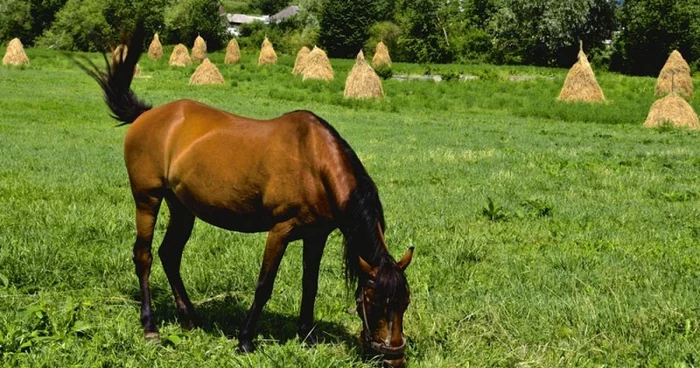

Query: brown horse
[79,28,413,366]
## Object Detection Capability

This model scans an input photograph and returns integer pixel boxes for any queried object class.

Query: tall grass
[1,46,700,366]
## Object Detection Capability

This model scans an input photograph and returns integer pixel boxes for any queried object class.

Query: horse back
[124,99,356,234]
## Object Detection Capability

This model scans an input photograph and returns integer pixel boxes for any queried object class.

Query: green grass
[2,46,700,367]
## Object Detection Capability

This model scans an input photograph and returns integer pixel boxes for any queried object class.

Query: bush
[374,64,393,80]
[363,21,400,55]
[36,0,112,51]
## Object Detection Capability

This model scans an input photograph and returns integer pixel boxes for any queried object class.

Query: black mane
[304,112,406,300]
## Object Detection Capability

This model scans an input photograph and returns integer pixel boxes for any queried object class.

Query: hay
[643,93,700,129]
[292,46,310,75]
[224,39,241,65]
[189,58,225,85]
[169,44,192,67]
[258,37,277,65]
[111,45,141,77]
[302,46,334,81]
[372,41,391,68]
[557,48,605,103]
[148,33,163,61]
[192,35,207,63]
[655,50,693,99]
[344,50,383,99]
[3,38,29,66]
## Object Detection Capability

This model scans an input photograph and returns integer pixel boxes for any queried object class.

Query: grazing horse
[79,27,413,366]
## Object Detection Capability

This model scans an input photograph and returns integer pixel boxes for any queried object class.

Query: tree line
[1,0,698,76]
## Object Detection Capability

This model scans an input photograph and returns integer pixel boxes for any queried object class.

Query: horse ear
[397,247,414,271]
[358,256,376,277]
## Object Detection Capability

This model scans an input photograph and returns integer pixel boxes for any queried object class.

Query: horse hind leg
[132,191,163,339]
[159,191,197,330]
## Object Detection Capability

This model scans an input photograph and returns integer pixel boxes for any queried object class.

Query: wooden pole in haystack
[344,50,384,99]
[655,50,693,99]
[557,42,605,103]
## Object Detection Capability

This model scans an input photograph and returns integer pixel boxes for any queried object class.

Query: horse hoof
[237,340,255,353]
[144,331,160,341]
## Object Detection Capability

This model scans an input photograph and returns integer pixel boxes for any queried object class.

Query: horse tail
[76,24,151,126]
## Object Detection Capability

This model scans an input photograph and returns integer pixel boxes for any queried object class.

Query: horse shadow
[133,286,360,352]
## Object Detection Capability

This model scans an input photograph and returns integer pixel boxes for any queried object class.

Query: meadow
[2,45,700,367]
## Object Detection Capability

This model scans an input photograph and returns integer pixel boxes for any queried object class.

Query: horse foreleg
[133,194,162,339]
[238,223,292,353]
[159,193,197,330]
[298,233,328,345]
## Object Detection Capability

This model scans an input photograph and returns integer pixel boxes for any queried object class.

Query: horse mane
[302,113,405,296]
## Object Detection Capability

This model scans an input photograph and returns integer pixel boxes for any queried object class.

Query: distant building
[223,5,299,36]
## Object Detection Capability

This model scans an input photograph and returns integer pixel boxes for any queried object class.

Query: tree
[255,0,289,15]
[163,0,228,51]
[611,0,700,75]
[319,0,378,58]
[394,0,453,63]
[488,0,617,66]
[0,0,67,45]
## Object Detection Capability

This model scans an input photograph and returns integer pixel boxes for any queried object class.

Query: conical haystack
[169,44,192,67]
[302,46,333,81]
[111,45,141,77]
[258,37,277,65]
[189,58,225,85]
[643,93,700,129]
[224,39,241,65]
[655,50,693,99]
[3,38,29,66]
[148,33,163,60]
[344,50,383,99]
[372,41,391,68]
[557,47,605,103]
[192,35,207,63]
[292,46,310,75]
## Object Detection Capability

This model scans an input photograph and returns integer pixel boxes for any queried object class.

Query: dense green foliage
[3,46,700,366]
[611,0,700,76]
[4,0,700,72]
[318,0,377,58]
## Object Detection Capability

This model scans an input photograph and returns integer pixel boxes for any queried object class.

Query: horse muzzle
[362,333,407,367]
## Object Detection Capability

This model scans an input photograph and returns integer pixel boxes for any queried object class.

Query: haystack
[372,41,391,68]
[148,33,163,60]
[3,38,29,66]
[258,37,277,65]
[224,39,241,65]
[292,46,310,75]
[169,44,192,67]
[557,47,605,102]
[192,35,207,63]
[112,45,141,77]
[655,50,693,99]
[344,50,383,99]
[302,46,333,81]
[643,93,700,129]
[189,58,225,85]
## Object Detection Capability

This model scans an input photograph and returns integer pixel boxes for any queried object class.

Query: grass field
[2,46,700,367]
